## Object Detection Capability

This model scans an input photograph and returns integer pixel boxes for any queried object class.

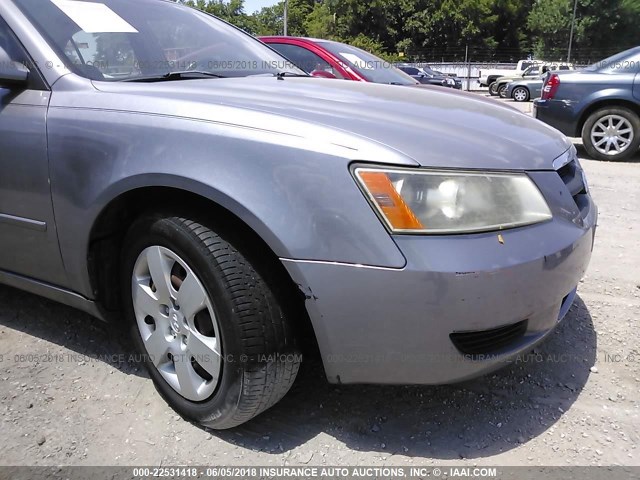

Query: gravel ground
[0,94,639,468]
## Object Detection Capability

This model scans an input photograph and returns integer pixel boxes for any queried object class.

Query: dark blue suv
[534,46,640,161]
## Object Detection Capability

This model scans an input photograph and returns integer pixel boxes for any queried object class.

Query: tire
[498,83,508,98]
[582,107,640,162]
[121,214,300,429]
[488,82,498,96]
[512,86,530,102]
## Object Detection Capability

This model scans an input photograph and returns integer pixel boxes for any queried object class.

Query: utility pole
[567,0,578,63]
[465,44,471,92]
[284,0,289,36]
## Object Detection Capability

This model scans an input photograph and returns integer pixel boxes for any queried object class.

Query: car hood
[91,76,570,170]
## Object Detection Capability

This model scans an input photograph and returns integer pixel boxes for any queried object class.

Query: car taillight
[542,73,560,100]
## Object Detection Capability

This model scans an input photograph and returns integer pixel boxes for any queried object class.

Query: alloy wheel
[590,114,634,156]
[132,245,222,401]
[513,87,528,102]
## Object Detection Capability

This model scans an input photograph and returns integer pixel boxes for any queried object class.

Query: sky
[243,0,280,14]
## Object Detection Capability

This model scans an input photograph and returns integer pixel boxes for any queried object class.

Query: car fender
[46,104,409,299]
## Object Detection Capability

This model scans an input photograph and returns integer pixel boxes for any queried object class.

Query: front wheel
[122,215,300,429]
[498,83,508,98]
[512,86,530,102]
[582,107,640,161]
[488,82,499,96]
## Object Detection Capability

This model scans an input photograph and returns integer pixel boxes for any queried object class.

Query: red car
[260,36,420,86]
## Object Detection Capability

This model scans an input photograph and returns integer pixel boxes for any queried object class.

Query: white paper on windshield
[340,52,374,70]
[51,0,138,33]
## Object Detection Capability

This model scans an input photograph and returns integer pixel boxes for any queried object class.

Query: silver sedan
[0,0,596,428]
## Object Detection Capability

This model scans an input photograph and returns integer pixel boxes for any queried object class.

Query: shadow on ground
[0,285,146,378]
[214,296,597,460]
[0,284,597,460]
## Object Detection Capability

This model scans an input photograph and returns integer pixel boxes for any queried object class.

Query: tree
[184,0,257,33]
[182,0,638,63]
[284,0,316,36]
[251,0,316,36]
[348,33,394,59]
[528,0,640,63]
[304,1,335,39]
[487,0,535,59]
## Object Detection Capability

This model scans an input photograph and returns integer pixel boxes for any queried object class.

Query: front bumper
[282,172,597,385]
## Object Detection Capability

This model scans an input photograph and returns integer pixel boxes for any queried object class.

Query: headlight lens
[354,168,552,234]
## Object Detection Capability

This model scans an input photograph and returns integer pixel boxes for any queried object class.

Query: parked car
[491,64,573,97]
[535,46,640,161]
[505,77,543,102]
[1,0,596,429]
[431,68,464,89]
[261,36,420,86]
[479,59,544,88]
[397,65,462,89]
[490,65,545,96]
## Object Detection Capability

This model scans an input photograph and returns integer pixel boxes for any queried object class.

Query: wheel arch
[576,98,640,138]
[87,183,319,355]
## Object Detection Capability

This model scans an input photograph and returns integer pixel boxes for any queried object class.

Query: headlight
[354,167,552,234]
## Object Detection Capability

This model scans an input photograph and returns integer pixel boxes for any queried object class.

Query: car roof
[261,36,327,43]
[260,36,343,46]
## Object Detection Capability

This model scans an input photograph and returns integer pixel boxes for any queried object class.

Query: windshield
[585,47,640,73]
[14,0,304,81]
[422,66,441,77]
[317,41,417,85]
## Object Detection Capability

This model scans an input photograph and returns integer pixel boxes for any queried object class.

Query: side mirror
[0,46,29,87]
[311,69,337,79]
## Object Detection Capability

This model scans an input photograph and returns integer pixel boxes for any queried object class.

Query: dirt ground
[0,95,638,468]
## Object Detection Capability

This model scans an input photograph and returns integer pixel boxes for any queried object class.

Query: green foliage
[184,0,640,63]
[304,2,335,39]
[184,0,257,33]
[252,3,284,35]
[528,0,640,62]
[347,34,396,60]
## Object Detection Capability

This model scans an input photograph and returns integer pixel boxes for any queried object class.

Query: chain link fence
[396,44,637,90]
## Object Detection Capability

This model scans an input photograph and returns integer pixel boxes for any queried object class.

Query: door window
[269,43,344,78]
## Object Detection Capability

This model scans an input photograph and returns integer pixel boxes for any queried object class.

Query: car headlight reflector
[355,168,552,234]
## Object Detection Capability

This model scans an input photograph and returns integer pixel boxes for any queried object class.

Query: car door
[0,17,67,287]
[634,73,640,101]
